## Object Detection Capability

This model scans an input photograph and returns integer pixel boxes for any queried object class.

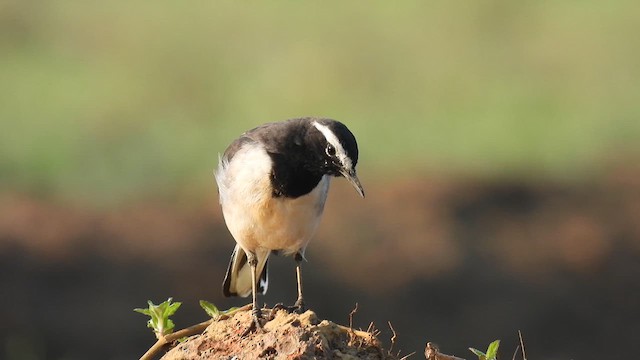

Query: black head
[307,118,365,197]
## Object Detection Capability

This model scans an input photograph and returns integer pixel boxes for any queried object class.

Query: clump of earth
[161,307,400,360]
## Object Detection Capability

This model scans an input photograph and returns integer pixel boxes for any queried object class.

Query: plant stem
[139,304,252,360]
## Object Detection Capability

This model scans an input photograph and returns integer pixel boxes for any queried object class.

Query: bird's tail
[222,245,269,298]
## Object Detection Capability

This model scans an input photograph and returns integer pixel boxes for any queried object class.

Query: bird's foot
[293,298,306,314]
[267,299,306,316]
[241,307,265,336]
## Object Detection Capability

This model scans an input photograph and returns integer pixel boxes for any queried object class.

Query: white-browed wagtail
[214,117,364,329]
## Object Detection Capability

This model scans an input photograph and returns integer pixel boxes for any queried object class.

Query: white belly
[215,143,330,255]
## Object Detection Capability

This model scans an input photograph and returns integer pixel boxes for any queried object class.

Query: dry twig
[348,302,359,329]
[424,342,466,360]
[511,345,521,360]
[388,321,398,355]
[518,330,527,360]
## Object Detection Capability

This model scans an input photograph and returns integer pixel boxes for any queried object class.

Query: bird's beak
[341,167,365,198]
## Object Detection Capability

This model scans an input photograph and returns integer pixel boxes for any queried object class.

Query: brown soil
[161,308,399,360]
[3,167,640,359]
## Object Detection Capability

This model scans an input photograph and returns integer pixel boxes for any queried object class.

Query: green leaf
[221,306,240,316]
[469,347,486,360]
[199,300,221,318]
[133,308,151,316]
[134,298,181,337]
[485,340,500,360]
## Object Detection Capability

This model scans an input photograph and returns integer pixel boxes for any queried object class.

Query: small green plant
[134,298,182,338]
[469,339,500,360]
[199,300,241,320]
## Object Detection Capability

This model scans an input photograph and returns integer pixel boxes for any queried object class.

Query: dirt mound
[161,307,398,360]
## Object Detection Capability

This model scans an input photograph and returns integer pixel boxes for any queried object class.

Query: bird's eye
[325,144,336,157]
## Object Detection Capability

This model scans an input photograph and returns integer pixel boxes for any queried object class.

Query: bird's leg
[293,252,306,313]
[244,251,263,334]
[267,253,306,316]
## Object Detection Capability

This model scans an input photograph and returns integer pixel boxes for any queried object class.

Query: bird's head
[309,119,365,198]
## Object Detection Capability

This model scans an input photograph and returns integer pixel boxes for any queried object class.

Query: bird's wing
[220,117,310,167]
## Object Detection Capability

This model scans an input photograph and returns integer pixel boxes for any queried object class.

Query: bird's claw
[293,298,306,314]
[241,308,265,336]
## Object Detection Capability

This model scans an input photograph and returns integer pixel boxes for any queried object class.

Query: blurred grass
[1,1,639,205]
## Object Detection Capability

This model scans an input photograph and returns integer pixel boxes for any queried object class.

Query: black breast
[269,152,323,198]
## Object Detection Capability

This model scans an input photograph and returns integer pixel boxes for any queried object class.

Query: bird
[214,117,364,329]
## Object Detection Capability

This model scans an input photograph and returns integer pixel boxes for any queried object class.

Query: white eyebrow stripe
[312,121,352,169]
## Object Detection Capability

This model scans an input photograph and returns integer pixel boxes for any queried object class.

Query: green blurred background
[3,1,639,204]
[1,1,640,359]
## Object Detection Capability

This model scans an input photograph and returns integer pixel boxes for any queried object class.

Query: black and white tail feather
[222,244,269,297]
